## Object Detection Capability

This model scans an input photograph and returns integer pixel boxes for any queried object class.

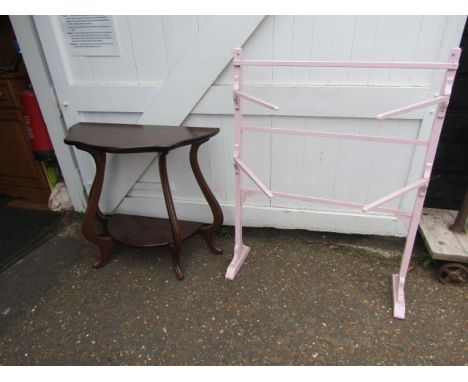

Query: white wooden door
[32,16,466,236]
[33,15,265,212]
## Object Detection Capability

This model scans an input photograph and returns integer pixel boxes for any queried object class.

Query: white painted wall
[16,16,466,236]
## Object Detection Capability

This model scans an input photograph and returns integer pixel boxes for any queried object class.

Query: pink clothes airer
[226,46,461,320]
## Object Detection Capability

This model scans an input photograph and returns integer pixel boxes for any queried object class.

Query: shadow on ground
[0,214,466,365]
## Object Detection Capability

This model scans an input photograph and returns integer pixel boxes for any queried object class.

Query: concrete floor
[0,214,466,365]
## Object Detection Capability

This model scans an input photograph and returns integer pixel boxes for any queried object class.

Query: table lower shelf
[106,214,204,247]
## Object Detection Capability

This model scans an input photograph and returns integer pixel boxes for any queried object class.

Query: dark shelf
[107,214,204,247]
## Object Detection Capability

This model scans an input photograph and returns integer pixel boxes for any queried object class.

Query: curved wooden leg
[159,152,184,280]
[81,148,113,268]
[190,141,224,254]
[168,245,184,280]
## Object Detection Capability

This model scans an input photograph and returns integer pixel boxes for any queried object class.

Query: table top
[64,123,220,153]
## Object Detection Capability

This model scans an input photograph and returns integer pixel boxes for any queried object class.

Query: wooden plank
[117,193,405,236]
[86,16,139,85]
[365,120,413,210]
[197,16,210,30]
[183,114,226,201]
[367,17,394,86]
[193,84,432,119]
[387,16,423,85]
[326,16,356,86]
[419,208,468,262]
[161,16,199,72]
[241,16,275,85]
[328,118,361,212]
[390,120,420,210]
[272,16,294,84]
[434,16,466,62]
[69,85,155,112]
[215,16,275,85]
[79,112,140,124]
[290,16,315,84]
[62,84,431,119]
[242,115,272,206]
[348,16,379,85]
[139,16,265,126]
[270,116,312,210]
[127,16,169,84]
[409,16,447,86]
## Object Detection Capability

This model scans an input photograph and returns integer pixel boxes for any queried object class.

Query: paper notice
[61,15,120,56]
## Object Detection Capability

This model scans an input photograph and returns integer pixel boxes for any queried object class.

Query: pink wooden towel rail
[227,47,461,320]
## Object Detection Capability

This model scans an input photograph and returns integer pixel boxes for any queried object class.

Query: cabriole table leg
[190,141,224,254]
[159,152,184,280]
[81,148,113,268]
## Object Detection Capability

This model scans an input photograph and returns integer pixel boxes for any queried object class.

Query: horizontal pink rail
[234,158,274,198]
[234,59,458,70]
[242,187,413,217]
[234,90,280,111]
[242,125,429,146]
[377,96,449,120]
[362,178,428,212]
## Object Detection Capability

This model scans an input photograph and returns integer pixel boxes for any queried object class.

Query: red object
[20,90,54,160]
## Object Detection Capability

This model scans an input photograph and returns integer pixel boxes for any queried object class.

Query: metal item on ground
[450,189,468,233]
[419,207,467,286]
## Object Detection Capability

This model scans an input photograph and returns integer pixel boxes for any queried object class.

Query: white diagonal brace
[103,16,265,212]
[139,16,265,126]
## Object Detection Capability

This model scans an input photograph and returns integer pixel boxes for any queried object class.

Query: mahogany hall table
[64,123,224,280]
